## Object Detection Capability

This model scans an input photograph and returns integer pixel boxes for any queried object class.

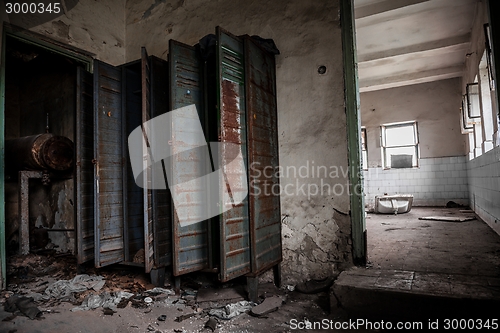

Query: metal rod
[45,229,75,232]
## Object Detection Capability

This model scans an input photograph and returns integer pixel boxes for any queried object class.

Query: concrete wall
[361,78,466,167]
[126,0,353,283]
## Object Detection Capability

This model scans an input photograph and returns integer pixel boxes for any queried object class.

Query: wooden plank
[419,216,476,222]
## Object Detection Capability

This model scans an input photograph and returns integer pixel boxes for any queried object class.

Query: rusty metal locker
[243,36,282,275]
[166,28,281,284]
[93,60,126,268]
[168,40,210,276]
[75,53,171,278]
[215,27,252,282]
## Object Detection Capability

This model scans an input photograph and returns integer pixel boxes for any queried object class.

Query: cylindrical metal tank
[5,133,74,172]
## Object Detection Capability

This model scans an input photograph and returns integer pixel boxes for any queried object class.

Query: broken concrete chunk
[174,312,197,322]
[296,277,334,294]
[250,296,283,317]
[204,317,217,331]
[102,308,116,315]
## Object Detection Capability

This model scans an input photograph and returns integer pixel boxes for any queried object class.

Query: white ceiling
[354,0,478,92]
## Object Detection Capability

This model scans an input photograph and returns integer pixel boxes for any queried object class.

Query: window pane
[385,146,417,168]
[361,128,366,150]
[385,125,415,147]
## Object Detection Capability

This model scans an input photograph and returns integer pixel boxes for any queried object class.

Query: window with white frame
[467,78,484,158]
[361,127,367,170]
[381,121,419,169]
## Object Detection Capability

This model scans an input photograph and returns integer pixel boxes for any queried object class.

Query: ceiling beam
[355,0,430,19]
[359,65,464,92]
[357,34,471,63]
[355,0,475,29]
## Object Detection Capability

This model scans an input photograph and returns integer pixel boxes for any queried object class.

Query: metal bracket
[18,171,44,255]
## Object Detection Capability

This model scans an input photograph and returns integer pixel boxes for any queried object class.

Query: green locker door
[216,27,251,282]
[169,40,210,275]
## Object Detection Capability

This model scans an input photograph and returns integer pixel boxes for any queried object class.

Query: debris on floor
[446,200,465,208]
[4,294,42,320]
[71,291,134,311]
[1,253,337,332]
[204,317,217,331]
[419,216,476,222]
[208,300,254,320]
[174,312,198,322]
[44,274,105,301]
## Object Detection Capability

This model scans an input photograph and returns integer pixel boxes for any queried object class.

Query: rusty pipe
[5,133,74,172]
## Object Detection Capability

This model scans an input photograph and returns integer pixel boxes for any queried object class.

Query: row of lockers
[75,27,282,282]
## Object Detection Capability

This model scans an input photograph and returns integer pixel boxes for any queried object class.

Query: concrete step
[331,267,500,322]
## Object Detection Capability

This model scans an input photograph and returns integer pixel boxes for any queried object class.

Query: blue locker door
[93,60,125,268]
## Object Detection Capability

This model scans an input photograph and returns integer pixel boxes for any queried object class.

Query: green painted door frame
[0,28,5,290]
[340,0,367,266]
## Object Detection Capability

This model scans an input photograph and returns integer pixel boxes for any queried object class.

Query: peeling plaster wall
[0,0,126,65]
[126,0,353,283]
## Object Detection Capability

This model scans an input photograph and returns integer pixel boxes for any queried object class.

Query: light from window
[381,121,419,169]
[361,127,367,170]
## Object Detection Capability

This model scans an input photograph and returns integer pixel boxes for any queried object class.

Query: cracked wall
[126,0,353,284]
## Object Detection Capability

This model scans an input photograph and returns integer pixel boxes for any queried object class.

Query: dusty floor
[334,207,500,321]
[0,254,341,333]
[3,207,500,332]
[366,207,500,276]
